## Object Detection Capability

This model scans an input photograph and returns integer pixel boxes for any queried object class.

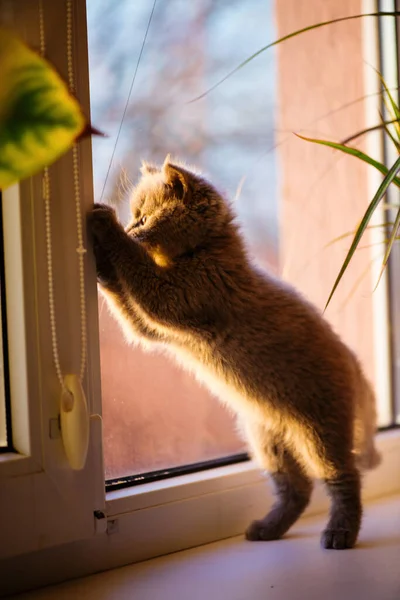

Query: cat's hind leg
[294,423,362,550]
[321,468,362,550]
[243,421,313,542]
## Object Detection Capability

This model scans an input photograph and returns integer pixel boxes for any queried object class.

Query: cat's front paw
[88,203,119,244]
[87,204,120,288]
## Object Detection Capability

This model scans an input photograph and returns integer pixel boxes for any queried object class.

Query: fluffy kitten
[88,156,380,550]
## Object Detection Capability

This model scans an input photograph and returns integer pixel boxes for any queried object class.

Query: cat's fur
[88,156,380,550]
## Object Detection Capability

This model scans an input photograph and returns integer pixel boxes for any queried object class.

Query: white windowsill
[0,451,23,462]
[106,459,262,515]
[11,493,400,600]
[0,451,40,477]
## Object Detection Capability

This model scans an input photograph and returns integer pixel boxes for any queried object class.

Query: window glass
[0,199,8,450]
[88,0,276,479]
[0,292,6,448]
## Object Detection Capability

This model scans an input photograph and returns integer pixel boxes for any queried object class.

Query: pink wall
[275,0,375,379]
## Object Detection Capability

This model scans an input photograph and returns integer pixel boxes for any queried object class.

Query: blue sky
[87,0,278,256]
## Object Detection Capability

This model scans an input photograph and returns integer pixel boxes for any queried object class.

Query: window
[87,0,276,481]
[388,0,400,426]
[0,0,104,561]
[88,0,395,488]
[0,193,10,451]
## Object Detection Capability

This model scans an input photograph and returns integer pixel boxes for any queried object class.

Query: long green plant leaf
[375,206,400,289]
[341,117,400,146]
[294,134,400,187]
[324,155,400,310]
[337,255,380,313]
[189,12,400,103]
[378,73,400,140]
[381,202,400,211]
[0,27,87,188]
[325,222,393,248]
[379,110,400,152]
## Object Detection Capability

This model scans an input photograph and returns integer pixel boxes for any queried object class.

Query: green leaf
[378,110,400,153]
[340,117,400,146]
[0,27,86,188]
[378,73,400,141]
[383,122,400,153]
[381,202,400,211]
[337,256,379,313]
[294,133,400,187]
[324,222,393,248]
[375,206,400,289]
[188,11,400,103]
[324,155,400,310]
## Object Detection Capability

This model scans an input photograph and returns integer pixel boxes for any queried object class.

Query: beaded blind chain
[39,0,88,391]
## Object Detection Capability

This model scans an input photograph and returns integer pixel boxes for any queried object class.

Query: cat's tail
[353,374,381,471]
[354,439,381,470]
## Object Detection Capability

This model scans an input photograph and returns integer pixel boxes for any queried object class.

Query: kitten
[88,155,380,550]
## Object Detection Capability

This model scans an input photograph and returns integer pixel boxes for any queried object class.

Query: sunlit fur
[89,156,380,550]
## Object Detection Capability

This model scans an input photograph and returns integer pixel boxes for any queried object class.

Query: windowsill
[106,459,262,515]
[0,450,22,462]
[12,493,400,600]
[0,451,40,477]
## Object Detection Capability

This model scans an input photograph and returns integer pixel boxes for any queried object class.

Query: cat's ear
[140,160,158,176]
[162,155,190,200]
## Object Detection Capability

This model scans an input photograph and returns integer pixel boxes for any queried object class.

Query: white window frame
[0,0,105,560]
[370,0,398,426]
[1,0,400,595]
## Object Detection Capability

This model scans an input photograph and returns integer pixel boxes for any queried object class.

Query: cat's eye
[140,215,147,226]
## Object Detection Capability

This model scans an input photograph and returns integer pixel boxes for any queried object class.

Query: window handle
[60,374,89,470]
